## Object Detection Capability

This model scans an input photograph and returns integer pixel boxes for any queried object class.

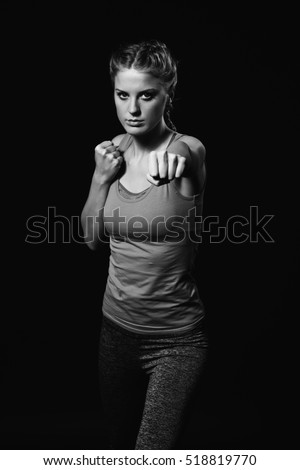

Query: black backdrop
[2,2,299,449]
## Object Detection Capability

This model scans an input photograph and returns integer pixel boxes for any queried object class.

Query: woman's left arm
[176,136,206,196]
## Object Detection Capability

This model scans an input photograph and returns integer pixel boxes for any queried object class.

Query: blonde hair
[109,39,178,131]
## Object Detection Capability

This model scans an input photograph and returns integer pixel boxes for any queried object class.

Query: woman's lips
[126,120,144,126]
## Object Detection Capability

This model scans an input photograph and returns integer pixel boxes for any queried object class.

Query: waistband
[101,314,208,340]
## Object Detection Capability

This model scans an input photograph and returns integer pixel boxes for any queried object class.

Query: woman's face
[114,67,169,135]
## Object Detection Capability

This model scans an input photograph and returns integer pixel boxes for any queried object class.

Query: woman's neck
[130,122,174,158]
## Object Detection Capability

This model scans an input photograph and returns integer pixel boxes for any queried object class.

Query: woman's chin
[124,124,147,135]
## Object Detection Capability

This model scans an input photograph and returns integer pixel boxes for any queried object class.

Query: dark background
[1,2,299,449]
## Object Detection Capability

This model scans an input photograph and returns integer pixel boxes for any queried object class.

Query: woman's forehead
[114,68,162,90]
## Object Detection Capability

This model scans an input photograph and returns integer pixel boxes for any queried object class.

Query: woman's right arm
[81,136,125,250]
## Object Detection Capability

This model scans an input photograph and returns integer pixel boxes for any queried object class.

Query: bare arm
[80,178,111,250]
[81,134,125,250]
[177,137,206,196]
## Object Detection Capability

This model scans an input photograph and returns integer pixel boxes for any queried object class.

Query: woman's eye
[117,92,128,100]
[141,93,154,100]
[116,92,154,101]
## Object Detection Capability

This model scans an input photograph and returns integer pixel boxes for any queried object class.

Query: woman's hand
[146,141,191,186]
[93,141,123,185]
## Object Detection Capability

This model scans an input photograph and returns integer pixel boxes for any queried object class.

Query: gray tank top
[102,132,206,335]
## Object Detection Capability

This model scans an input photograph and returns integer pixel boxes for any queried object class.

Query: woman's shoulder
[178,134,205,153]
[176,134,206,164]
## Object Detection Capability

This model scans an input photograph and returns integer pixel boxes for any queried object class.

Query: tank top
[102,132,205,335]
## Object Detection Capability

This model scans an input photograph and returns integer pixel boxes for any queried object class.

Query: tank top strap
[166,132,185,149]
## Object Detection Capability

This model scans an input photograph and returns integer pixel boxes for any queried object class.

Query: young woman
[81,39,208,450]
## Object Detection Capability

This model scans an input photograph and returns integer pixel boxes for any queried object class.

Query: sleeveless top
[102,132,206,335]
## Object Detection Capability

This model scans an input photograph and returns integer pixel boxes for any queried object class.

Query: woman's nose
[129,98,140,115]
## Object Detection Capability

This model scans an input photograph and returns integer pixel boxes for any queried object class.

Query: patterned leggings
[98,316,208,450]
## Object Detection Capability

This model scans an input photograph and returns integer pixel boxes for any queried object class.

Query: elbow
[80,212,108,250]
[86,239,101,251]
[82,230,107,251]
[82,232,103,251]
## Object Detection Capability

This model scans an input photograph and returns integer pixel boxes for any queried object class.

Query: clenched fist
[94,141,123,185]
[146,140,191,186]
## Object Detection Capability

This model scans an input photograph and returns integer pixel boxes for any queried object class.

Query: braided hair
[109,39,178,131]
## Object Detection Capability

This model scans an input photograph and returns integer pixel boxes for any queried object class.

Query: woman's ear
[166,94,173,106]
